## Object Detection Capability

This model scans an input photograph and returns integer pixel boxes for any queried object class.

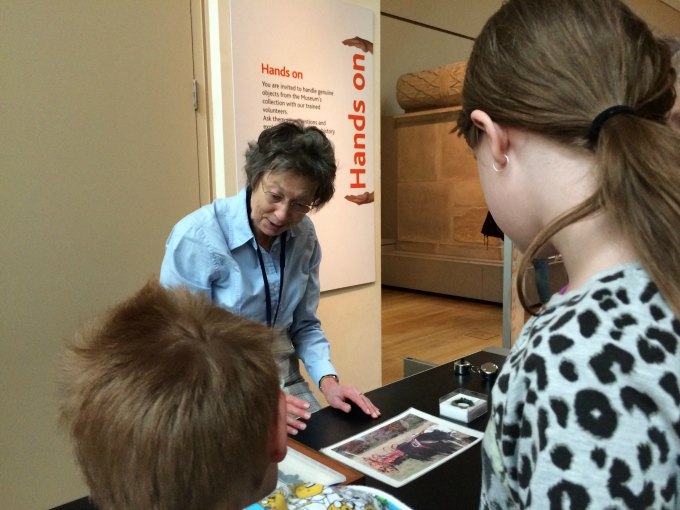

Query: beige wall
[380,0,502,118]
[1,1,381,508]
[2,2,205,508]
[626,0,680,35]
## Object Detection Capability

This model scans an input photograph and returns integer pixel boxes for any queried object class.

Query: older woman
[160,120,379,434]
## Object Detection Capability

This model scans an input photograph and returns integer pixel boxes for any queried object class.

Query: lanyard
[255,234,286,327]
[246,187,286,328]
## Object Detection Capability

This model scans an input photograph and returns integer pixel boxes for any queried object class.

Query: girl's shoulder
[511,262,679,369]
[537,263,665,328]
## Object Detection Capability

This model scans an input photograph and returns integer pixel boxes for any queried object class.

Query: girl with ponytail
[457,0,680,507]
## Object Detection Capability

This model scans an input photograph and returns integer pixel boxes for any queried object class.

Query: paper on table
[321,408,483,487]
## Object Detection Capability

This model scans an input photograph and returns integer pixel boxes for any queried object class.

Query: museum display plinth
[382,106,503,302]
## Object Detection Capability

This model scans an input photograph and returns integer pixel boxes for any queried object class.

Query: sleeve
[159,217,216,300]
[289,237,337,387]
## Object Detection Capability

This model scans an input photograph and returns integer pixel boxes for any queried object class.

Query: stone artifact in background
[396,61,466,112]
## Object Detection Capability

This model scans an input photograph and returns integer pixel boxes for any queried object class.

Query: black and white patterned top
[481,263,680,509]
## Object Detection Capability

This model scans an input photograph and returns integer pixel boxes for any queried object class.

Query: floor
[381,286,503,384]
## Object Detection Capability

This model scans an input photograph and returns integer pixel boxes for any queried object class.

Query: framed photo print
[321,408,483,487]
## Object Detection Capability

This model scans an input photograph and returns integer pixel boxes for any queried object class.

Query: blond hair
[458,0,680,315]
[59,280,279,510]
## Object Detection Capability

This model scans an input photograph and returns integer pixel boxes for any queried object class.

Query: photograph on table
[321,408,483,487]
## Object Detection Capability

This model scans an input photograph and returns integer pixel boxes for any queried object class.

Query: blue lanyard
[246,187,286,328]
[254,234,286,327]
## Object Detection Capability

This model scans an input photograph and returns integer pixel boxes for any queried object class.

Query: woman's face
[250,170,316,244]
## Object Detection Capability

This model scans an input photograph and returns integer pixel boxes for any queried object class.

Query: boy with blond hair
[59,280,406,510]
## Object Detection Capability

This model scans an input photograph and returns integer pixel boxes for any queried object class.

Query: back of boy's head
[59,279,280,510]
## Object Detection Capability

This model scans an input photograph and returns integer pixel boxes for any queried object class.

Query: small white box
[439,389,488,423]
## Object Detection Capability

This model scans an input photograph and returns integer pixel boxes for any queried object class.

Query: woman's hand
[284,393,311,435]
[320,377,381,418]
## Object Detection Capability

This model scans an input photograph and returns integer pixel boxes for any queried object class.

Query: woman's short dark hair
[244,120,337,208]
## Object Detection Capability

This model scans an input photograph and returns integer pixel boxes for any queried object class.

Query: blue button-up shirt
[160,187,336,385]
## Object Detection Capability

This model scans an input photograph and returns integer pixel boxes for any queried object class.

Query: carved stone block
[396,61,467,112]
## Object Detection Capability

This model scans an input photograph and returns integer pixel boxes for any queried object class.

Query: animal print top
[481,263,680,509]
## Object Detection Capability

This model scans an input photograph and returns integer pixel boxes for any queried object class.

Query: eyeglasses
[260,180,315,215]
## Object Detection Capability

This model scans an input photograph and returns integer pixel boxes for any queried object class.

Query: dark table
[294,349,505,510]
[51,350,504,510]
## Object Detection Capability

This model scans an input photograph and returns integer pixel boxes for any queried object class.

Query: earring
[492,154,510,173]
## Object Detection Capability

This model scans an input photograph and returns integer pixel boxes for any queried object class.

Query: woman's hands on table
[320,377,381,419]
[284,378,381,436]
[285,393,311,435]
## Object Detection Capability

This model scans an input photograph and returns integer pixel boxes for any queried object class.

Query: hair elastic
[588,105,635,143]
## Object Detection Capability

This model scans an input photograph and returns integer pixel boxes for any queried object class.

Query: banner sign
[230,0,375,290]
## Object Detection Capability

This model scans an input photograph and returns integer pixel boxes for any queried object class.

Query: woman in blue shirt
[160,120,380,434]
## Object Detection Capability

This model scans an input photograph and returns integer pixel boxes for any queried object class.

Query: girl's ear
[470,110,510,167]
